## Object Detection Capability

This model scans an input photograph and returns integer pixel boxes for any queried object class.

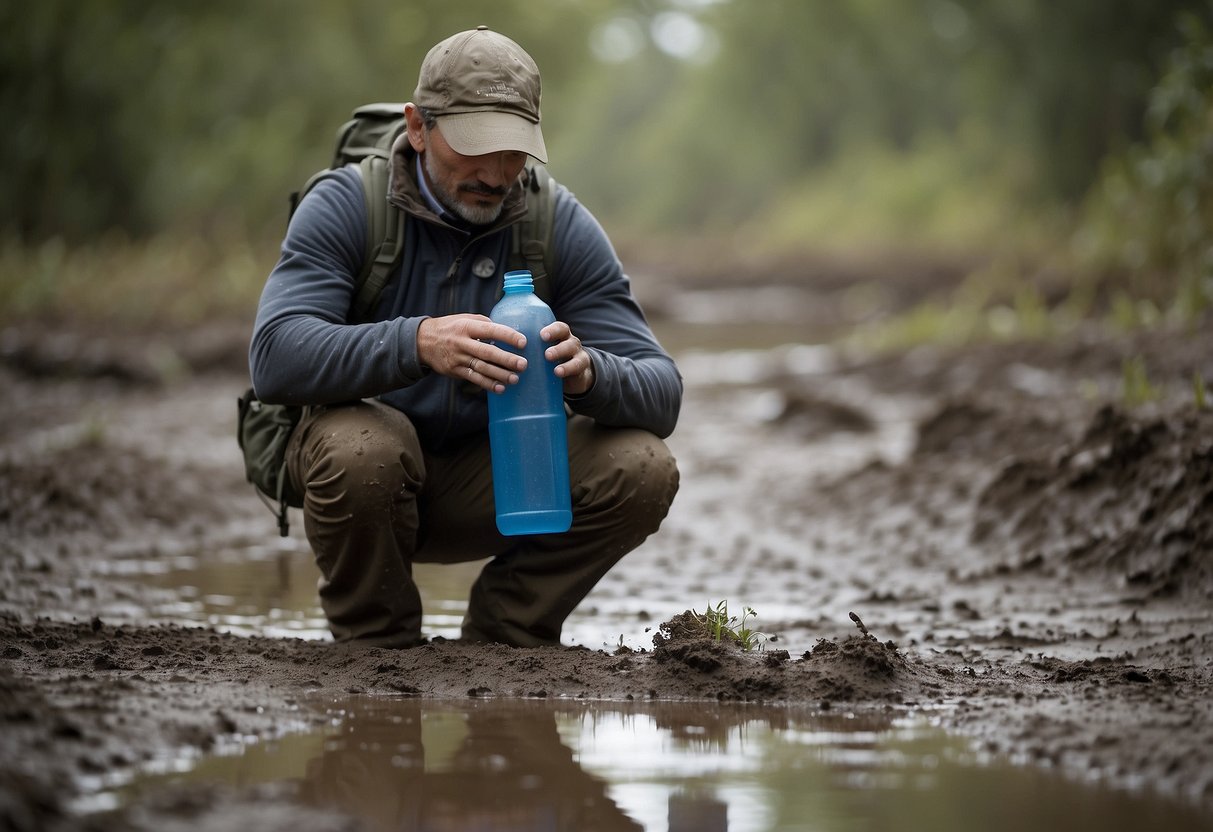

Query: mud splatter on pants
[286,401,679,648]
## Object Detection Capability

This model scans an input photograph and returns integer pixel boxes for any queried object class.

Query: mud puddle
[108,542,814,652]
[100,539,614,646]
[85,696,1213,832]
[104,540,691,650]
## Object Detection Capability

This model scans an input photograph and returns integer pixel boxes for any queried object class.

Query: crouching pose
[249,27,681,648]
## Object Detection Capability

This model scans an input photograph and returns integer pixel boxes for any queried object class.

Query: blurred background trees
[1,0,1209,324]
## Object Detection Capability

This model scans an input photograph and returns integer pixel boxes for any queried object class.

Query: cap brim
[437,111,548,164]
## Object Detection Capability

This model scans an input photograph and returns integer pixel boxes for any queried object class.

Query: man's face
[422,123,527,226]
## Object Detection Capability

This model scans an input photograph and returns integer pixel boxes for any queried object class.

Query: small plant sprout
[612,633,635,655]
[1195,372,1208,410]
[1121,356,1159,407]
[692,600,767,651]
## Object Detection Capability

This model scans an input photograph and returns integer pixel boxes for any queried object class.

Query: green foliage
[847,6,1213,355]
[0,4,149,240]
[1121,356,1160,407]
[961,0,1202,202]
[746,134,1049,255]
[1195,372,1209,410]
[691,601,766,652]
[0,232,269,327]
[0,0,604,242]
[848,253,1069,352]
[1,1,1201,247]
[1078,12,1213,325]
[1109,291,1164,332]
[564,0,1198,238]
[2,1,1210,332]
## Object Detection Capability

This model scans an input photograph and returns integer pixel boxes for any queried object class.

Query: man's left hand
[541,321,595,396]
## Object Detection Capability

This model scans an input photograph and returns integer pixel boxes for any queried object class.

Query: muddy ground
[1,257,1211,829]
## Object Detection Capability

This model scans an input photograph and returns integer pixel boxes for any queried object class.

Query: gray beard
[423,152,504,226]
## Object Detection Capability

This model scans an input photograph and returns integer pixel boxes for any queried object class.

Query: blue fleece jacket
[249,155,681,453]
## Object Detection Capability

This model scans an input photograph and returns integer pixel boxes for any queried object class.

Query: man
[249,27,681,649]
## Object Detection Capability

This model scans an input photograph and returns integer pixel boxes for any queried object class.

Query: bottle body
[487,271,572,535]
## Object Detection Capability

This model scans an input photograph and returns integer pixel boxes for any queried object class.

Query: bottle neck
[502,272,535,295]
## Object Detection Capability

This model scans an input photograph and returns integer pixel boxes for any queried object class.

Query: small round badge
[472,257,496,278]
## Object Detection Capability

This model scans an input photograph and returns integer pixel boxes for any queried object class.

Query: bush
[1078,14,1213,324]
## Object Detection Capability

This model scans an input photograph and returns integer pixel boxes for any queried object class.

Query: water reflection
[299,700,641,831]
[121,542,488,642]
[105,697,1213,832]
[669,790,728,830]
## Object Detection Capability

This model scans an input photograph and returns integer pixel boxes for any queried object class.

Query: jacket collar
[388,133,527,234]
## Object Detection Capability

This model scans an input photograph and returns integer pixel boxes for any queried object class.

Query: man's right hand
[417,314,527,394]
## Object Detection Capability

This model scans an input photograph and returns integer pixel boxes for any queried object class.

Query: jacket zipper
[434,226,502,449]
[437,252,465,450]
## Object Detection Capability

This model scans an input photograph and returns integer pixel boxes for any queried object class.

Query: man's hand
[417,315,526,394]
[541,321,595,396]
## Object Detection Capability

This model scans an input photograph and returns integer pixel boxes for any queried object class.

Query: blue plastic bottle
[487,270,572,535]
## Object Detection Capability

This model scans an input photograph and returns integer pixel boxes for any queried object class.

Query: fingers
[540,322,581,369]
[465,317,527,350]
[418,315,527,393]
[541,321,595,395]
[464,350,522,392]
[417,315,595,395]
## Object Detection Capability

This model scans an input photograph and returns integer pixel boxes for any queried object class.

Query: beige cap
[414,26,548,163]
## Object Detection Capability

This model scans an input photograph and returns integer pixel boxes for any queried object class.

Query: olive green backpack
[237,103,557,536]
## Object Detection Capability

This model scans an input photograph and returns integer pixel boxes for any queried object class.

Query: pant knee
[291,404,425,510]
[622,432,680,514]
[572,427,679,534]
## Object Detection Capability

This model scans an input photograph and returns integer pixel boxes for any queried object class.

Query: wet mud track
[1,317,1211,828]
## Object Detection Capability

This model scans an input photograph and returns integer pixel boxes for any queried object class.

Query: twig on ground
[849,611,871,638]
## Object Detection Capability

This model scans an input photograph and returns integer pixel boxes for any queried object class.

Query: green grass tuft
[1121,356,1160,407]
[691,601,766,652]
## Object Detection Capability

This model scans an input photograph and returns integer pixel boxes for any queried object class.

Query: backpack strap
[350,154,405,322]
[510,165,558,303]
[287,158,404,323]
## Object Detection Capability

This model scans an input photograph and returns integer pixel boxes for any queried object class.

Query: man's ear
[404,103,427,153]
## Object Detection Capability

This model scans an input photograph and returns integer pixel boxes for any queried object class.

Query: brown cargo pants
[285,400,679,648]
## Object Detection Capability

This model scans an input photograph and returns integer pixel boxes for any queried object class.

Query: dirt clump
[650,610,708,649]
[651,611,733,672]
[973,404,1213,597]
[0,443,215,542]
[913,399,1073,461]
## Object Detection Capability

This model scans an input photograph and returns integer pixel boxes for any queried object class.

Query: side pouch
[236,388,306,536]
